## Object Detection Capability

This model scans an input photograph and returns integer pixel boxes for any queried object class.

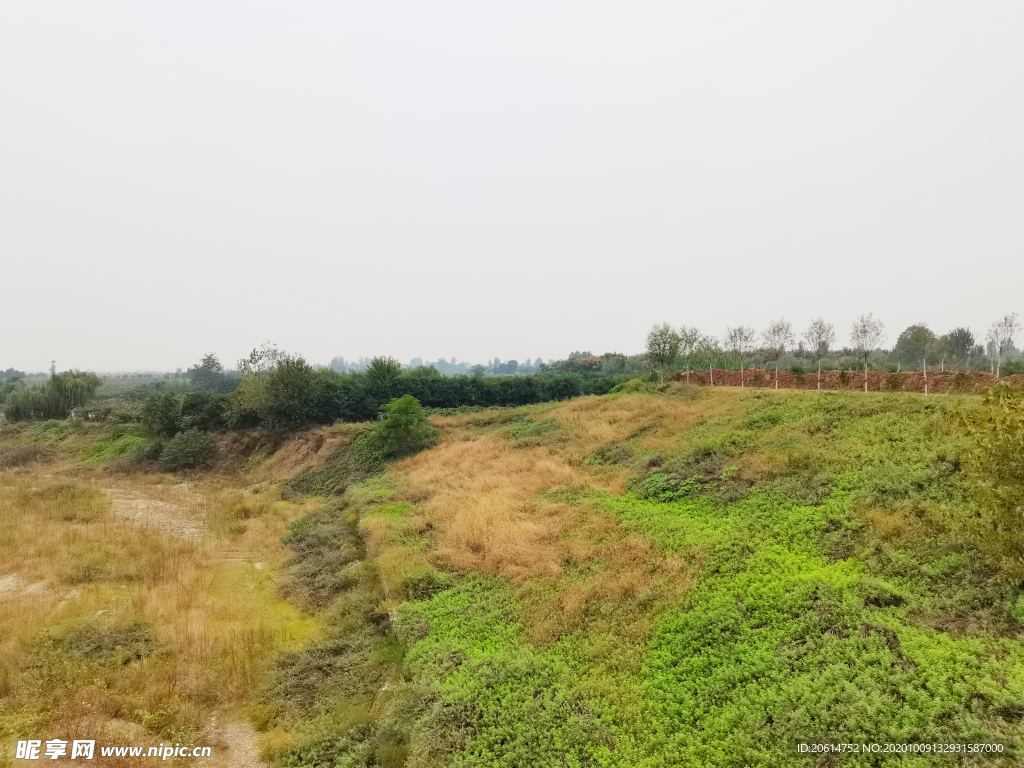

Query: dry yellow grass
[401,391,734,579]
[386,392,733,641]
[0,451,318,767]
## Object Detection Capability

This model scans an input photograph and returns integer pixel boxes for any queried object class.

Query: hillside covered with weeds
[259,384,1024,767]
[3,383,1024,767]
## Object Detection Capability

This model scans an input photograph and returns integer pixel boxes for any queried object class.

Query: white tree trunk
[775,361,779,390]
[710,364,713,387]
[923,357,927,395]
[817,360,821,391]
[864,363,868,393]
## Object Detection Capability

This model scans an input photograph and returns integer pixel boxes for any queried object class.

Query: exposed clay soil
[670,367,1024,394]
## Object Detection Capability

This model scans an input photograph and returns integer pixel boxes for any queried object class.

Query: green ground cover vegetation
[257,385,1024,767]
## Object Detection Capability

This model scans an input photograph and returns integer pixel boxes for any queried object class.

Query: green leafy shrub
[282,437,365,498]
[633,472,701,502]
[159,428,215,470]
[370,395,440,459]
[1010,594,1024,625]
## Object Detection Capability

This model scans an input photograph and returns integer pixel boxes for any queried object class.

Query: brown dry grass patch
[863,507,928,545]
[391,393,731,641]
[401,392,735,581]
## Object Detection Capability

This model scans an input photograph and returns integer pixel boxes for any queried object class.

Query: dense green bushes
[142,390,227,437]
[159,429,215,470]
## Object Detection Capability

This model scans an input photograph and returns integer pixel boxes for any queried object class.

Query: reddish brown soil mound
[668,367,1024,395]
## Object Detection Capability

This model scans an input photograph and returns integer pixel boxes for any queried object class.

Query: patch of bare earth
[0,572,48,596]
[105,487,205,539]
[204,717,268,768]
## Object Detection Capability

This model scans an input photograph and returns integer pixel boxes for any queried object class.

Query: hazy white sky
[2,1,1023,371]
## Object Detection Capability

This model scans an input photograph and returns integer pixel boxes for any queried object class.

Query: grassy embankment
[261,384,1024,767]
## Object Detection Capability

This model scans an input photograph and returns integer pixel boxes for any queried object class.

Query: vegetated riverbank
[4,384,1024,767]
[257,385,1024,767]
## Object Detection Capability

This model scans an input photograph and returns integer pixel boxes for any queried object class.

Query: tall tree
[893,324,937,368]
[761,318,794,389]
[850,314,886,392]
[941,327,976,370]
[646,323,681,383]
[987,313,1021,379]
[726,326,758,387]
[802,318,836,388]
[187,353,229,392]
[365,356,403,394]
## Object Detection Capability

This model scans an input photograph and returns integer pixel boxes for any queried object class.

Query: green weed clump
[82,423,158,465]
[49,621,156,666]
[278,500,366,609]
[505,416,564,450]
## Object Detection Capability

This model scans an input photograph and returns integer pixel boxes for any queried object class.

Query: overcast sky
[2,2,1022,371]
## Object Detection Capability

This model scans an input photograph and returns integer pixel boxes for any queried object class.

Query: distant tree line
[645,312,1024,382]
[332,355,555,376]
